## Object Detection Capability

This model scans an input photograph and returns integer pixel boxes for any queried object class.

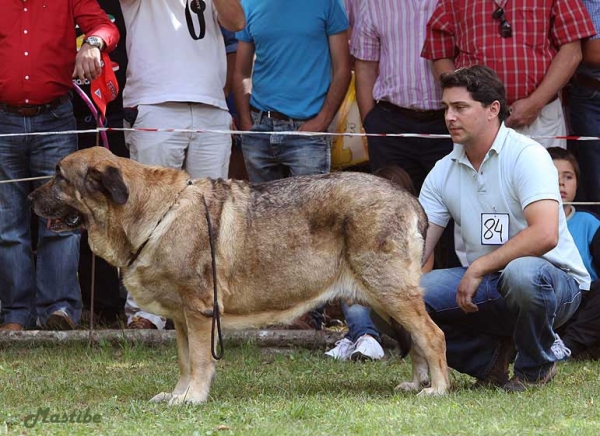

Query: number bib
[481,213,509,245]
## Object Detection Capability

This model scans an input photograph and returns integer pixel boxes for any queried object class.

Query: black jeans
[558,280,600,357]
[362,102,452,192]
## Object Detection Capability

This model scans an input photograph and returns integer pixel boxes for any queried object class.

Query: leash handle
[203,196,224,360]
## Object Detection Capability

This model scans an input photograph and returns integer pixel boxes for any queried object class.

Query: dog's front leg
[150,321,190,403]
[167,307,215,405]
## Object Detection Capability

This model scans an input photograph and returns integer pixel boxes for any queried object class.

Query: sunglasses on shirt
[492,7,513,38]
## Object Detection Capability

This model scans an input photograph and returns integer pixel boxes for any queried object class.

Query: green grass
[2,342,600,435]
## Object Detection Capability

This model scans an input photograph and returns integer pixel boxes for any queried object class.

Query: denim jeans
[568,83,600,216]
[0,99,81,328]
[422,257,581,380]
[241,111,330,183]
[341,303,381,343]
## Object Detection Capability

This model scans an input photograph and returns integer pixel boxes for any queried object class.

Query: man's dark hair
[440,65,509,121]
[547,146,580,181]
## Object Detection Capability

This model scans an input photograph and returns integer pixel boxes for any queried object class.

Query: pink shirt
[350,0,443,111]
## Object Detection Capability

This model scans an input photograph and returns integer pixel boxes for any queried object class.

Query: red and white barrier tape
[1,126,600,141]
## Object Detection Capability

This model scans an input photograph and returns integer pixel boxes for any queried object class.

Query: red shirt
[0,0,119,105]
[421,0,596,104]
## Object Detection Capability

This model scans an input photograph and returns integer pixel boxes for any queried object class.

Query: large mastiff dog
[29,147,449,404]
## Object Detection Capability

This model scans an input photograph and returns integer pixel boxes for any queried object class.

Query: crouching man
[419,66,590,391]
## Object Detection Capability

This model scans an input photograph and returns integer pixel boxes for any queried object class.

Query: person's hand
[297,115,329,133]
[456,266,484,313]
[237,117,254,131]
[505,97,543,129]
[73,44,103,82]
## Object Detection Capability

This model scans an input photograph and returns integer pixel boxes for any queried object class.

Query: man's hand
[297,115,330,133]
[73,44,103,82]
[456,266,484,313]
[505,97,544,129]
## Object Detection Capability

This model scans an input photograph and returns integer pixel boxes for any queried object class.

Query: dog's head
[29,147,129,232]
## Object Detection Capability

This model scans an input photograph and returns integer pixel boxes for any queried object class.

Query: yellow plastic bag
[330,72,369,170]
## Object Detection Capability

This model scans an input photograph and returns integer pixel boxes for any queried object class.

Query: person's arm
[298,32,351,132]
[423,223,445,268]
[354,59,378,122]
[73,0,120,82]
[431,58,455,82]
[506,41,582,129]
[232,40,255,131]
[214,0,246,32]
[456,199,559,312]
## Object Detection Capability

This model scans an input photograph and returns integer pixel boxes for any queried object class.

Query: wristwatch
[83,36,104,50]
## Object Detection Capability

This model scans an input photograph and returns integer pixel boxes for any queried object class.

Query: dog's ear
[85,165,129,205]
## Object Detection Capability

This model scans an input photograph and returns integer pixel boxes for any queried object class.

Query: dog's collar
[127,179,194,267]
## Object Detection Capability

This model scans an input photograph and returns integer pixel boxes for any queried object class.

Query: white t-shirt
[419,123,591,290]
[120,0,227,110]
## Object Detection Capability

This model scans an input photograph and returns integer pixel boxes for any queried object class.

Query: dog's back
[214,172,428,327]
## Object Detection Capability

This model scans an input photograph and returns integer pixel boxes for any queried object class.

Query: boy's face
[553,159,577,204]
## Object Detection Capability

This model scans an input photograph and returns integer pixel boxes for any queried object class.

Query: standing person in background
[233,0,350,183]
[567,0,600,216]
[0,1,119,331]
[233,0,350,331]
[352,0,453,191]
[421,0,596,149]
[119,0,245,329]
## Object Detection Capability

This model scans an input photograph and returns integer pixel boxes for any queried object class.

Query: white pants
[124,102,232,178]
[516,98,566,149]
[124,102,232,328]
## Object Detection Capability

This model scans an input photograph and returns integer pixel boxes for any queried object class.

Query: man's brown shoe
[503,362,558,393]
[0,323,24,331]
[127,316,158,329]
[473,337,516,388]
[44,310,76,330]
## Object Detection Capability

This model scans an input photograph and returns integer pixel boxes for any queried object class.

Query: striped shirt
[421,0,596,105]
[350,0,443,111]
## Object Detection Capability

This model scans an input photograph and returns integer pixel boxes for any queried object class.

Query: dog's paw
[417,386,447,397]
[167,392,208,406]
[150,392,173,403]
[394,381,421,392]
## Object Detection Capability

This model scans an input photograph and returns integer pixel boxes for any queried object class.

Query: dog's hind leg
[167,307,215,405]
[150,320,191,403]
[395,343,430,393]
[385,294,449,396]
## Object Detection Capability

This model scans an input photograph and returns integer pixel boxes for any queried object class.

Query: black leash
[185,0,206,40]
[203,196,224,360]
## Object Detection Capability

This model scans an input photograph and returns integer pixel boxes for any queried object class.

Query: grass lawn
[2,341,600,436]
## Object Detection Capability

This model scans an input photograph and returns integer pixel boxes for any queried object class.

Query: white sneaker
[551,333,572,361]
[325,338,355,361]
[351,334,384,361]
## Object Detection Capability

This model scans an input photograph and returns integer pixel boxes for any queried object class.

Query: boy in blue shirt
[549,147,600,359]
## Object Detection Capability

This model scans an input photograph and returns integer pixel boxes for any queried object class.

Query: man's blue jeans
[568,82,600,216]
[241,111,330,182]
[422,257,582,380]
[0,99,81,328]
[341,303,381,343]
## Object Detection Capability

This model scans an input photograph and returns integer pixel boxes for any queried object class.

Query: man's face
[553,159,577,204]
[442,87,493,147]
